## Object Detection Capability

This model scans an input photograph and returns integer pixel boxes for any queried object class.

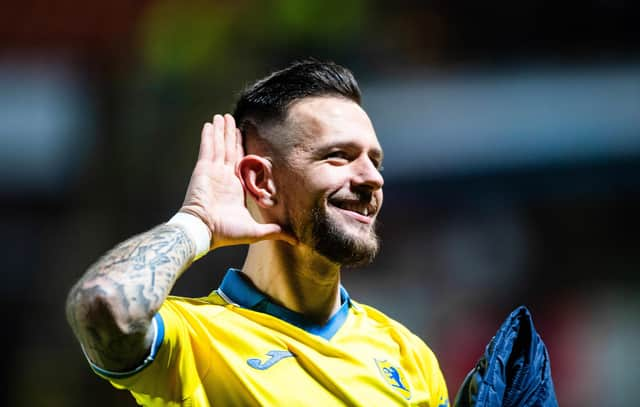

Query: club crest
[374,358,411,400]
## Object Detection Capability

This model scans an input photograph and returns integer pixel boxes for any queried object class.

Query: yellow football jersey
[90,269,449,406]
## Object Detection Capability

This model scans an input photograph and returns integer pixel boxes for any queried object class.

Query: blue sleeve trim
[86,313,165,379]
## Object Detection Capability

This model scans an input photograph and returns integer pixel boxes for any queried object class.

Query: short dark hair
[233,59,361,153]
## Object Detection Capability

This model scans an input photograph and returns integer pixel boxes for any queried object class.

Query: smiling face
[274,96,384,267]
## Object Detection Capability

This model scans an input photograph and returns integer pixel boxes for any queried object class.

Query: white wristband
[167,212,211,260]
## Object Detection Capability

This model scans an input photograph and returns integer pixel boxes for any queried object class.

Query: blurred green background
[1,1,639,405]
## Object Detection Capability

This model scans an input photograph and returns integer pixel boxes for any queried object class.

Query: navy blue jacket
[454,306,558,407]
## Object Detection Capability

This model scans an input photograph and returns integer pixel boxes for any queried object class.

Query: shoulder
[165,292,228,309]
[159,292,229,326]
[352,301,416,336]
[351,301,439,358]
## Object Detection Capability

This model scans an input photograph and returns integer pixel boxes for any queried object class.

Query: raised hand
[66,114,297,373]
[180,114,296,249]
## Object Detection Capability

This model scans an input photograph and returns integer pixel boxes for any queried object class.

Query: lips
[329,198,377,222]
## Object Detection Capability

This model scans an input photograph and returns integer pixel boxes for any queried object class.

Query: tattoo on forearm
[67,224,196,368]
[96,225,193,289]
[88,224,193,302]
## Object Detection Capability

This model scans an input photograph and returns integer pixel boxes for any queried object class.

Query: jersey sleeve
[410,332,450,407]
[432,361,450,407]
[86,298,201,404]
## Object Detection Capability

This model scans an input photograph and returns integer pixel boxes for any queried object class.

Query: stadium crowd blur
[1,1,639,405]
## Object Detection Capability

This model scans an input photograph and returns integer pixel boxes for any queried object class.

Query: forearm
[66,223,196,370]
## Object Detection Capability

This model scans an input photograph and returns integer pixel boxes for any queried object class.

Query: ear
[237,155,277,208]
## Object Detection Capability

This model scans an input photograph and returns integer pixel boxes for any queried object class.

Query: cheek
[276,165,347,211]
[310,167,350,192]
[277,178,319,220]
[295,167,340,196]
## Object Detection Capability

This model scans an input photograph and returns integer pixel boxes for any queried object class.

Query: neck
[241,240,342,323]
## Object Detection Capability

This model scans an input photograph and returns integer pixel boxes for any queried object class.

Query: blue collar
[217,268,351,340]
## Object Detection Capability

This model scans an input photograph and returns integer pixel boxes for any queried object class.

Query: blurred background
[2,0,639,405]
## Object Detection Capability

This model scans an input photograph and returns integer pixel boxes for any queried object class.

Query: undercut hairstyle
[232,59,362,156]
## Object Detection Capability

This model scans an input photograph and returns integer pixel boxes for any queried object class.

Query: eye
[325,151,350,161]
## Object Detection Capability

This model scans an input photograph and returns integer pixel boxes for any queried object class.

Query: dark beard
[309,206,380,267]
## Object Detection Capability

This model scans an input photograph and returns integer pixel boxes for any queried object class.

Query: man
[66,59,449,406]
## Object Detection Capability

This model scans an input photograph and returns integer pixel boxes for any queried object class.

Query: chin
[311,210,380,268]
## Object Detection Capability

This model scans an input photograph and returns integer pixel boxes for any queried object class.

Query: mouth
[328,199,377,224]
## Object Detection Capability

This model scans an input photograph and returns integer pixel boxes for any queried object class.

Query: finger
[236,128,244,157]
[253,224,299,246]
[212,114,225,163]
[234,129,245,184]
[197,122,214,161]
[224,114,237,164]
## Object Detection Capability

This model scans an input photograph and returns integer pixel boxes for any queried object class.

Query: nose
[352,156,384,191]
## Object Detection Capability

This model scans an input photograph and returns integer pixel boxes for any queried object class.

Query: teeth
[335,201,371,216]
